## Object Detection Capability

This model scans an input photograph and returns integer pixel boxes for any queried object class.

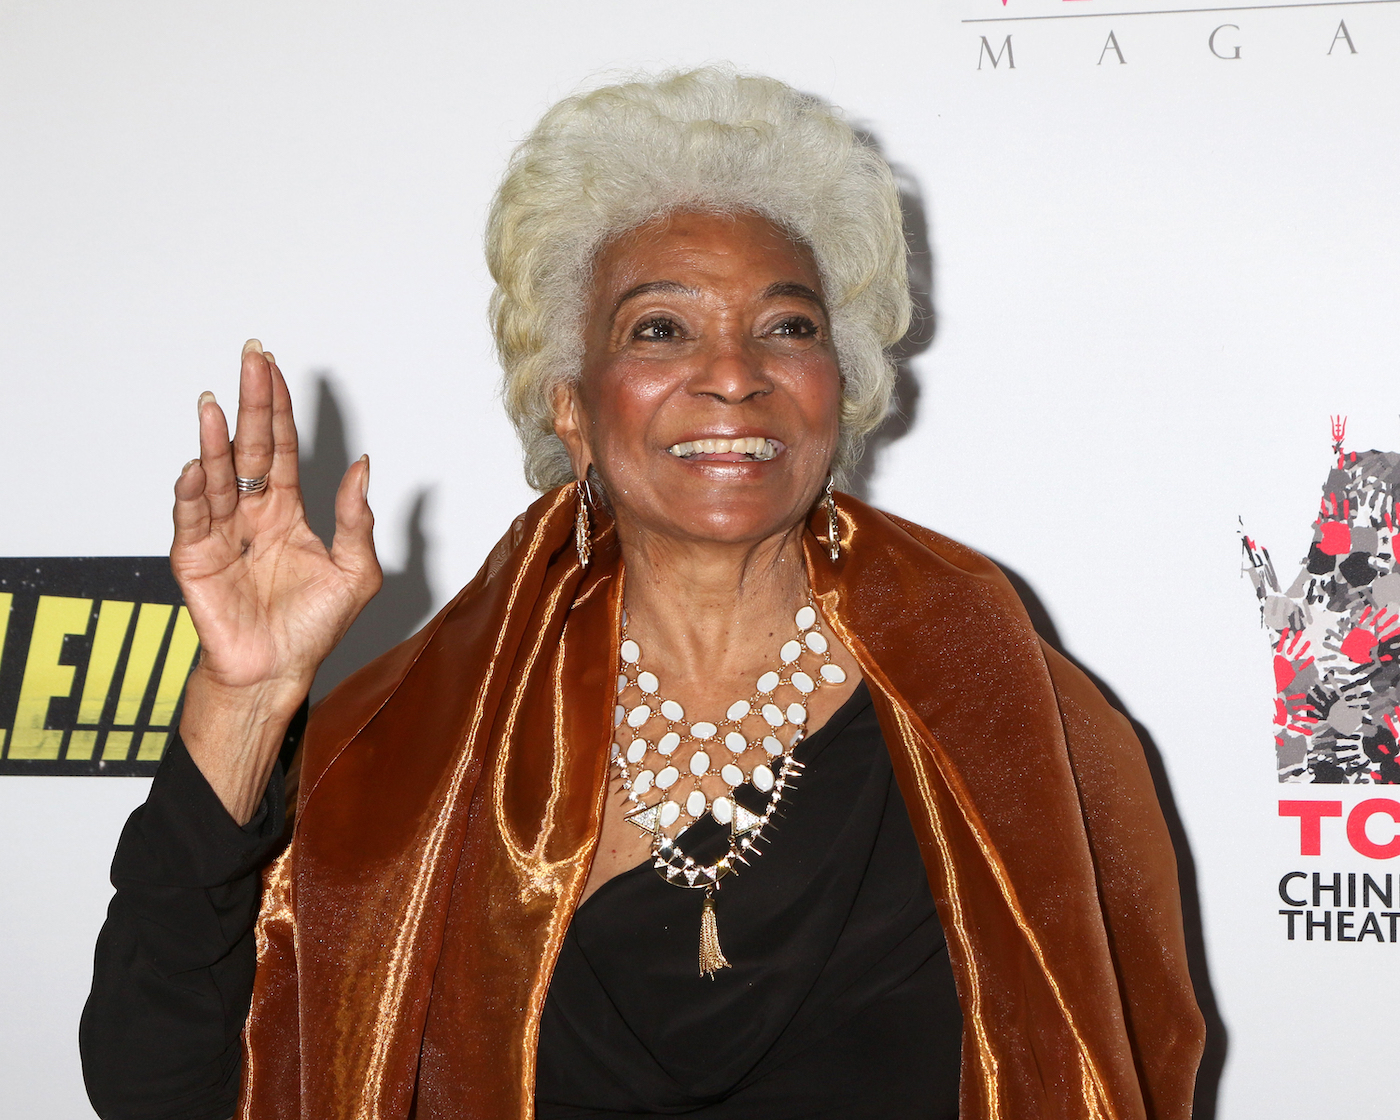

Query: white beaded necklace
[611,598,847,976]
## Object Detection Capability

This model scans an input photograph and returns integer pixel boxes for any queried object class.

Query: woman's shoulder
[839,493,1006,582]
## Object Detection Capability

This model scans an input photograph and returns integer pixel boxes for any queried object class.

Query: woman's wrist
[179,667,309,825]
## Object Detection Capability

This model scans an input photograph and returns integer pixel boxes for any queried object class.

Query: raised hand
[174,340,382,821]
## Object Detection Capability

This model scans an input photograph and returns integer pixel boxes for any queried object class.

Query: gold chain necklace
[611,599,847,976]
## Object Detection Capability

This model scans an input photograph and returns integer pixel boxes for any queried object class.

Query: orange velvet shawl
[238,485,1204,1119]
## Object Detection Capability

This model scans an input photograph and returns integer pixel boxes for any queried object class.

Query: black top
[81,686,961,1120]
[537,684,961,1118]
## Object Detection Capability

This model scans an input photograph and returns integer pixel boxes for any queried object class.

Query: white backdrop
[3,1,1397,1115]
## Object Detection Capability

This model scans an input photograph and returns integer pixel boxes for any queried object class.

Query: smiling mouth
[666,437,782,462]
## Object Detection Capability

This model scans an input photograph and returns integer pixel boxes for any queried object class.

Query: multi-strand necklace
[611,598,846,976]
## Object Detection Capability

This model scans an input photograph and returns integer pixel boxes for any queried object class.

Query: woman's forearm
[179,666,309,825]
[80,733,290,1119]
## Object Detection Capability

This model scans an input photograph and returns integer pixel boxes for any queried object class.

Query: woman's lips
[666,436,783,462]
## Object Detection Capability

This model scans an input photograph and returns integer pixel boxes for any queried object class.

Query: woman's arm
[171,340,380,824]
[80,723,297,1120]
[1042,644,1206,1120]
[80,340,381,1114]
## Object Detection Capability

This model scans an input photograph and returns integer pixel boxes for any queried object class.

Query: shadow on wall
[844,129,935,501]
[995,562,1228,1120]
[297,376,435,704]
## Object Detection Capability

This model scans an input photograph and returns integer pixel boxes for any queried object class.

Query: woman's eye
[770,316,820,340]
[633,317,682,341]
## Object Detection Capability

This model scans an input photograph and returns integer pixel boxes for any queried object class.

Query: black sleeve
[79,713,301,1120]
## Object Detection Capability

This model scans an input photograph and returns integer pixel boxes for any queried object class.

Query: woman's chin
[604,452,822,548]
[642,495,813,550]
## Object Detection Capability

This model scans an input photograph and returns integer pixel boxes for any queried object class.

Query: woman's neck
[618,522,811,688]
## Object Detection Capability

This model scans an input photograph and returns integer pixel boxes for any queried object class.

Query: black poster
[0,558,196,776]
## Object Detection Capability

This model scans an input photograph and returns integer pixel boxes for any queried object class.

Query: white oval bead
[614,705,625,727]
[689,750,711,776]
[791,671,815,694]
[756,671,780,693]
[820,663,847,684]
[610,742,621,759]
[637,671,659,693]
[780,640,802,663]
[659,800,681,827]
[795,605,817,630]
[626,738,647,764]
[620,639,640,663]
[763,735,783,756]
[712,796,733,825]
[691,721,717,740]
[786,703,807,724]
[657,731,681,754]
[634,769,654,794]
[752,764,775,792]
[656,766,679,789]
[726,700,751,721]
[626,704,651,728]
[805,631,828,654]
[762,704,784,727]
[686,790,708,819]
[721,764,745,787]
[660,699,685,721]
[725,731,747,754]
[617,673,629,691]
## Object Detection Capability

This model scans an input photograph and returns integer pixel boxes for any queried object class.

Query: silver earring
[575,478,592,569]
[824,477,840,562]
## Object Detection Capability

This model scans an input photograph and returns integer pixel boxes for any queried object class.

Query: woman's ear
[551,381,593,480]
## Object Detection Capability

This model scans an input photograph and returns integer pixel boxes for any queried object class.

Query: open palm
[173,341,381,702]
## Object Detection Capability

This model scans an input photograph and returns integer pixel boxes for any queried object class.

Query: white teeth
[666,437,779,460]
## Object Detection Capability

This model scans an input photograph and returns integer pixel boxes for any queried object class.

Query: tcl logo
[1280,800,1400,858]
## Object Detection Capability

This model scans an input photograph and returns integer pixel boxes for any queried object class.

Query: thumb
[330,455,382,596]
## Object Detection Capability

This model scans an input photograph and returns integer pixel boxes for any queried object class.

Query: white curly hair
[486,67,911,491]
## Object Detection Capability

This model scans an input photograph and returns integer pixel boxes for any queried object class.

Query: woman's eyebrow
[763,281,828,316]
[612,280,697,317]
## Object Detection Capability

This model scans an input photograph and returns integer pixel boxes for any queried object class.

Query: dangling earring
[824,477,840,562]
[575,477,593,569]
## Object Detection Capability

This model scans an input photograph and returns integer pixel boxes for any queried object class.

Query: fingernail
[360,454,370,498]
[181,458,200,476]
[197,390,216,414]
[262,350,276,364]
[242,338,264,356]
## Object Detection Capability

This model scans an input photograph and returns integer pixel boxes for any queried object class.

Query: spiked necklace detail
[611,599,847,976]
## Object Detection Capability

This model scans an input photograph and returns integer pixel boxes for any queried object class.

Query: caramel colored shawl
[239,486,1204,1120]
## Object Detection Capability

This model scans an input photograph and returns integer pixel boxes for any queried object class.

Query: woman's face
[554,210,842,551]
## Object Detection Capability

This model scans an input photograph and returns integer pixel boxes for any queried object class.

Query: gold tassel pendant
[698,889,731,978]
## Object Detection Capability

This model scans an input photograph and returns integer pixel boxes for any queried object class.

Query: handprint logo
[1244,418,1400,782]
[1271,629,1319,739]
[1337,605,1400,666]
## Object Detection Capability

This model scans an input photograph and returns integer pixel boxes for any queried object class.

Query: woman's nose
[688,334,773,404]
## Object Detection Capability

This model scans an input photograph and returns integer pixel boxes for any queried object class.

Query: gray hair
[486,67,911,491]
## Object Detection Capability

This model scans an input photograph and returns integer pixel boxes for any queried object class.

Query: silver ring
[235,474,269,496]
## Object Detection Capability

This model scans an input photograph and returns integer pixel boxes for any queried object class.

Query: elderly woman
[82,70,1203,1120]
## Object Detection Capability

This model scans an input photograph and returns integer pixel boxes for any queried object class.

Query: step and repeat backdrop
[2,1,1396,1115]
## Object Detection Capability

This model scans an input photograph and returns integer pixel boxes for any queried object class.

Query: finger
[172,458,212,549]
[265,354,302,491]
[330,455,382,597]
[198,390,237,522]
[232,338,274,494]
